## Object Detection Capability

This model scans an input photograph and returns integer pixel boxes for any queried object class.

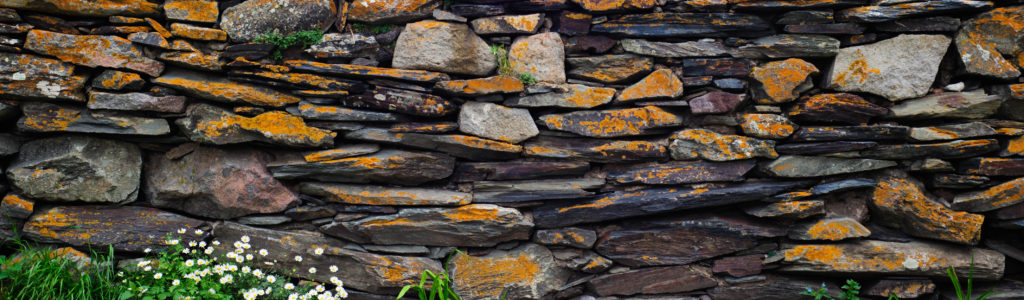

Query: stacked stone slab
[2,0,1024,299]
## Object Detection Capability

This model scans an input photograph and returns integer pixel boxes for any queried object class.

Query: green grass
[351,23,395,35]
[253,29,325,60]
[0,240,126,300]
[396,250,463,300]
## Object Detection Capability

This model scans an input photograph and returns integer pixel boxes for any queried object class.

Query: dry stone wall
[1,0,1024,299]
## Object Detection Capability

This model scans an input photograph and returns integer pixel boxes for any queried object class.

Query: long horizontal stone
[472,178,604,204]
[345,128,521,161]
[533,180,811,228]
[889,91,1001,119]
[296,102,404,122]
[589,266,717,296]
[539,106,684,138]
[269,149,455,185]
[909,122,996,141]
[838,1,993,23]
[154,69,300,107]
[591,13,773,37]
[775,141,878,155]
[859,139,1000,159]
[959,158,1024,176]
[176,104,335,148]
[18,102,169,135]
[229,70,365,91]
[87,91,186,113]
[23,205,206,252]
[607,160,755,184]
[790,125,909,141]
[0,52,86,101]
[0,0,159,16]
[779,240,1003,280]
[762,155,897,177]
[343,87,457,117]
[523,136,667,163]
[25,30,163,77]
[733,34,840,59]
[299,182,471,206]
[321,204,532,247]
[504,84,616,108]
[452,160,590,182]
[284,60,450,83]
[952,178,1024,212]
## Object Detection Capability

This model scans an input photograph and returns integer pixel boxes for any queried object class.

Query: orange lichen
[283,60,449,82]
[153,76,300,107]
[543,106,681,137]
[350,0,434,21]
[24,30,162,77]
[741,114,796,138]
[453,250,541,298]
[4,0,160,17]
[751,58,817,103]
[873,177,984,244]
[436,76,524,95]
[805,219,869,241]
[164,0,219,23]
[169,23,227,41]
[444,135,523,152]
[317,186,469,206]
[22,106,82,130]
[2,194,34,213]
[671,128,778,160]
[474,14,541,33]
[575,0,657,12]
[1006,136,1024,154]
[195,111,335,143]
[617,68,683,102]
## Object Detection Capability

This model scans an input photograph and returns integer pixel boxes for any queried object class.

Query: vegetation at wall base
[0,239,125,300]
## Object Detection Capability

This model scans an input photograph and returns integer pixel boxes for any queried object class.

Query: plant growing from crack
[253,29,325,60]
[490,44,536,85]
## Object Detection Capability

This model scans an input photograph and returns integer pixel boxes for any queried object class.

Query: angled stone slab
[889,91,1001,119]
[523,136,667,163]
[345,128,522,161]
[25,30,163,77]
[321,204,532,247]
[285,60,450,83]
[269,149,455,185]
[176,104,335,148]
[778,240,1003,280]
[871,171,984,245]
[23,206,206,252]
[300,182,470,206]
[18,102,170,135]
[762,155,896,177]
[591,12,773,38]
[952,178,1024,212]
[607,160,755,184]
[472,178,604,204]
[154,69,299,107]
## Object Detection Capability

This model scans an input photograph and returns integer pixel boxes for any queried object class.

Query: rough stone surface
[740,114,797,139]
[87,91,186,113]
[607,160,755,185]
[8,136,140,204]
[1,0,159,17]
[689,91,745,114]
[505,84,615,108]
[321,204,532,247]
[450,244,571,300]
[154,69,301,107]
[871,171,985,245]
[540,106,683,138]
[670,129,778,161]
[621,39,730,58]
[345,128,522,161]
[177,104,335,148]
[164,0,218,23]
[349,0,438,24]
[534,228,597,249]
[300,182,470,206]
[91,70,145,91]
[220,0,336,42]
[825,34,950,101]
[750,58,818,104]
[779,240,1003,279]
[436,76,524,96]
[23,206,206,252]
[788,93,887,125]
[523,136,667,163]
[889,91,1002,120]
[471,13,542,35]
[509,32,565,83]
[952,178,1024,212]
[145,146,299,219]
[788,217,871,241]
[589,266,717,297]
[566,54,652,84]
[24,29,163,77]
[392,20,496,76]
[762,155,897,178]
[955,6,1024,79]
[270,149,455,185]
[910,122,996,142]
[18,102,170,135]
[458,102,538,144]
[617,68,684,102]
[733,34,840,59]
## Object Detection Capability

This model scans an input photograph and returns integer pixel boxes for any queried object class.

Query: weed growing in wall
[490,44,536,85]
[253,29,326,60]
[0,240,125,299]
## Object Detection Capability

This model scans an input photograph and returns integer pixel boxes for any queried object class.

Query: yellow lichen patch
[195,111,335,144]
[473,14,542,33]
[617,68,683,102]
[453,250,542,298]
[543,106,681,137]
[873,177,984,244]
[21,106,82,131]
[444,135,523,152]
[574,0,658,12]
[559,86,615,108]
[752,58,818,103]
[349,0,436,22]
[2,194,34,214]
[169,23,227,41]
[97,71,143,89]
[24,30,163,77]
[671,128,778,160]
[804,219,870,241]
[153,76,300,107]
[4,0,160,17]
[1007,136,1024,154]
[740,114,796,138]
[436,75,524,95]
[164,0,219,23]
[770,200,821,214]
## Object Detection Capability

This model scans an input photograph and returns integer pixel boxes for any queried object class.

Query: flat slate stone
[838,1,992,23]
[784,23,865,34]
[285,60,451,83]
[344,128,522,161]
[617,68,684,102]
[8,135,141,204]
[591,12,773,38]
[790,125,909,141]
[539,106,683,138]
[744,200,825,219]
[680,58,753,76]
[145,146,299,219]
[229,70,363,91]
[788,217,871,241]
[778,240,1003,279]
[733,34,840,59]
[450,243,571,300]
[18,102,170,135]
[471,13,542,34]
[689,91,745,115]
[669,129,778,161]
[321,204,531,247]
[934,174,989,189]
[176,104,335,148]
[889,91,1002,119]
[0,53,86,101]
[863,279,937,299]
[959,158,1024,176]
[154,69,300,107]
[621,38,730,58]
[452,160,589,182]
[344,87,457,117]
[435,75,524,96]
[458,102,538,143]
[859,139,1000,159]
[952,178,1024,212]
[1,194,34,220]
[504,84,615,108]
[24,29,163,77]
[91,70,146,91]
[164,0,219,23]
[296,102,404,122]
[566,54,652,84]
[270,149,455,185]
[956,6,1024,79]
[300,182,470,206]
[348,0,438,24]
[762,155,897,178]
[534,227,598,248]
[607,160,755,184]
[533,180,811,228]
[788,93,887,124]
[302,144,381,162]
[2,0,158,17]
[594,214,786,266]
[712,255,763,278]
[23,205,205,252]
[870,171,984,245]
[523,136,667,163]
[87,91,186,113]
[734,0,861,10]
[472,178,604,203]
[739,114,797,139]
[876,16,960,32]
[825,34,950,101]
[589,266,717,297]
[305,33,379,59]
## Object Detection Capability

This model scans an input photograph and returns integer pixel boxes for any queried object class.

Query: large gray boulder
[7,136,141,204]
[219,0,336,42]
[392,20,496,76]
[824,34,950,101]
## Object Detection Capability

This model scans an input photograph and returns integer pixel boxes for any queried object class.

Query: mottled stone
[1,194,34,220]
[733,34,840,59]
[540,106,683,138]
[790,125,909,141]
[825,34,949,101]
[889,91,1002,119]
[523,136,666,163]
[681,58,753,77]
[952,178,1024,212]
[471,13,542,35]
[220,0,335,42]
[859,139,999,160]
[591,12,772,38]
[389,122,457,133]
[451,244,571,300]
[785,23,864,34]
[164,0,219,23]
[863,279,936,299]
[23,206,205,252]
[589,266,717,297]
[344,128,521,161]
[877,16,960,32]
[535,228,597,249]
[300,182,470,206]
[566,54,651,84]
[321,204,531,247]
[955,6,1024,79]
[788,217,870,241]
[744,200,825,219]
[763,155,897,178]
[270,149,455,185]
[473,178,603,204]
[87,91,186,113]
[509,32,565,83]
[712,255,762,278]
[348,0,438,24]
[452,160,588,182]
[436,76,524,96]
[871,171,984,244]
[617,69,684,102]
[128,31,169,48]
[169,23,227,41]
[297,102,402,122]
[750,58,817,104]
[534,181,810,228]
[8,136,139,204]
[0,0,159,17]
[302,144,380,162]
[306,33,378,59]
[788,93,887,124]
[779,240,1003,279]
[960,158,1024,176]
[838,1,992,23]
[393,21,496,76]
[0,53,86,101]
[608,160,755,185]
[740,114,797,139]
[91,70,145,91]
[504,84,615,108]
[176,103,335,148]
[344,87,457,117]
[285,60,450,83]
[24,30,163,77]
[670,129,777,161]
[18,102,170,135]
[909,122,997,142]
[159,51,223,71]
[621,39,729,58]
[689,91,745,114]
[154,69,300,107]
[459,102,538,144]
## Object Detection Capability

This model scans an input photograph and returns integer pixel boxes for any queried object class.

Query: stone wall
[0,0,1023,299]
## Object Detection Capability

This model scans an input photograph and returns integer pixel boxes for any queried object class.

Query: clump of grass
[490,44,536,85]
[0,240,125,300]
[396,250,462,300]
[350,23,395,35]
[253,29,325,60]
[948,253,996,300]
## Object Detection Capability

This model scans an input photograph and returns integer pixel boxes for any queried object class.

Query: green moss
[491,44,536,85]
[253,29,325,60]
[351,23,396,35]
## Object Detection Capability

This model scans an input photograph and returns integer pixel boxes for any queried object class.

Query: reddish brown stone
[451,160,589,182]
[689,91,744,114]
[572,0,656,12]
[589,266,717,296]
[607,160,755,185]
[23,206,207,252]
[960,158,1024,176]
[789,93,887,124]
[435,75,525,96]
[712,255,763,278]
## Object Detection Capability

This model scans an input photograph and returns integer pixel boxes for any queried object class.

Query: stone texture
[871,171,985,245]
[91,70,145,91]
[145,146,299,219]
[87,91,186,113]
[539,106,683,138]
[302,144,380,162]
[617,68,684,102]
[952,178,1024,212]
[607,160,755,185]
[712,255,763,278]
[788,217,871,241]
[788,93,887,125]
[669,129,778,161]
[956,6,1024,79]
[733,34,840,59]
[452,161,589,182]
[763,155,897,178]
[18,102,170,136]
[472,178,603,204]
[160,51,223,71]
[344,87,456,117]
[220,0,335,42]
[24,29,163,77]
[154,69,300,107]
[589,266,717,297]
[0,0,159,17]
[450,244,570,300]
[164,0,218,23]
[523,136,667,163]
[908,122,996,142]
[169,23,227,41]
[348,0,438,24]
[590,12,772,38]
[689,91,745,114]
[459,102,538,144]
[321,204,531,247]
[744,200,825,219]
[779,240,1003,280]
[566,54,651,84]
[825,34,950,101]
[1,194,34,220]
[505,84,615,108]
[621,39,729,58]
[392,20,496,76]
[297,102,402,122]
[790,125,909,141]
[863,279,936,299]
[739,114,797,139]
[23,206,205,252]
[436,76,524,96]
[0,53,86,101]
[269,149,455,185]
[960,158,1024,176]
[306,33,378,59]
[128,31,168,48]
[471,13,542,35]
[176,104,335,148]
[859,139,1000,160]
[534,228,597,249]
[750,58,818,104]
[509,32,565,83]
[300,182,470,206]
[889,91,1002,120]
[345,128,522,161]
[8,136,140,204]
[838,1,992,23]
[285,60,450,83]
